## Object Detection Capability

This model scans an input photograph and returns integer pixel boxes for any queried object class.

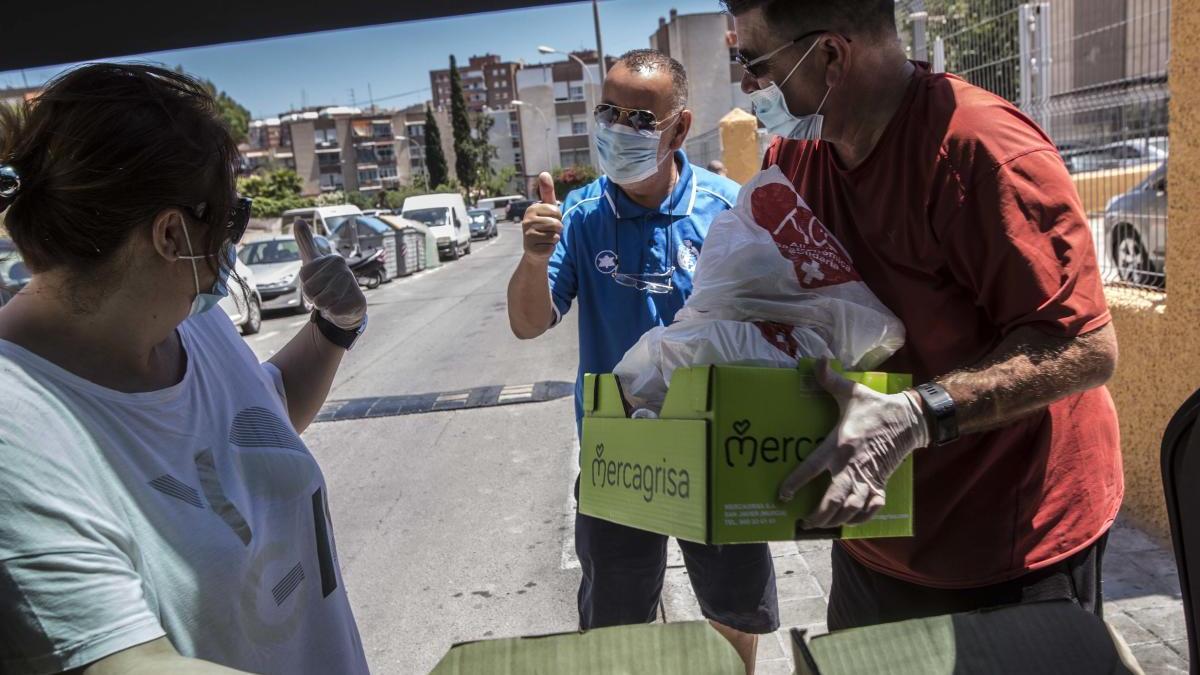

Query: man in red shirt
[722,0,1123,629]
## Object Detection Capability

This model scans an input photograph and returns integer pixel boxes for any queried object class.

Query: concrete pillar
[718,108,761,185]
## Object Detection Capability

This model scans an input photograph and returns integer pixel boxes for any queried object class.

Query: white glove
[778,360,931,528]
[294,220,367,331]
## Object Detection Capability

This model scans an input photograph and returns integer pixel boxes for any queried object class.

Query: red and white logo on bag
[748,182,859,288]
[754,321,801,359]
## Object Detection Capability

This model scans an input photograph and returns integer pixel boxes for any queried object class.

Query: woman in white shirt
[0,64,369,675]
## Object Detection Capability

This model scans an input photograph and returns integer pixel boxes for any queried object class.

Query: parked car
[505,199,535,222]
[1104,160,1167,287]
[0,239,32,306]
[402,193,472,260]
[361,209,389,218]
[280,204,363,239]
[219,256,263,335]
[238,234,337,314]
[476,194,525,221]
[1062,138,1168,174]
[468,208,498,240]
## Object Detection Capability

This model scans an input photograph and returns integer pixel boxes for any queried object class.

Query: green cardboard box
[431,621,743,674]
[579,360,913,544]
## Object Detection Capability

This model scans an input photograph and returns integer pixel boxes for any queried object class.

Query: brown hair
[0,63,240,286]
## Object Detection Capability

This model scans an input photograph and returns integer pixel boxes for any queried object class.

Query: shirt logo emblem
[595,250,618,274]
[678,239,699,273]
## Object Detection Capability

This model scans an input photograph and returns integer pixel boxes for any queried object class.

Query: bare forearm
[934,323,1118,434]
[507,255,555,340]
[268,322,345,433]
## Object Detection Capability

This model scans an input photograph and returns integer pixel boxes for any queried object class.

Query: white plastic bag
[614,166,905,411]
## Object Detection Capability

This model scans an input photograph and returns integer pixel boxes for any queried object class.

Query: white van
[280,204,363,239]
[476,194,525,221]
[402,193,473,260]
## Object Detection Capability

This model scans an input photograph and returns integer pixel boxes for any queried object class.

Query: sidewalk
[659,517,1188,674]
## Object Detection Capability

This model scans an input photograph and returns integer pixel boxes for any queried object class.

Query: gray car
[1104,161,1167,287]
[238,235,336,314]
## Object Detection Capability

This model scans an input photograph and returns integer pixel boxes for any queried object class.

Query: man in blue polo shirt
[507,49,778,672]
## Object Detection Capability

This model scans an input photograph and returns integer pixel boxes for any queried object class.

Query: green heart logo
[595,443,605,459]
[733,420,751,436]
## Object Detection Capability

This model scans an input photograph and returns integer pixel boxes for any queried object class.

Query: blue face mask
[749,36,832,141]
[594,116,678,186]
[179,219,234,317]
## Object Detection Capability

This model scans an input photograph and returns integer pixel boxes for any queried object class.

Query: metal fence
[900,0,1170,290]
[685,127,722,169]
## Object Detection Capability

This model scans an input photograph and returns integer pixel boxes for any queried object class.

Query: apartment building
[278,107,410,197]
[243,118,295,173]
[398,103,456,187]
[430,54,522,113]
[649,9,751,139]
[514,50,616,192]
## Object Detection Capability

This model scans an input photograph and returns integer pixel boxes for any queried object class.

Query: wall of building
[289,119,319,196]
[1110,0,1196,545]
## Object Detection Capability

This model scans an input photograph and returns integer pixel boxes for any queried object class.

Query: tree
[472,112,499,198]
[448,55,477,198]
[424,104,449,189]
[481,167,518,199]
[175,66,251,143]
[921,0,1021,103]
[236,168,313,217]
[553,165,599,198]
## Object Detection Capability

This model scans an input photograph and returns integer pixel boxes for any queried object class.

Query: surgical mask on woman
[749,36,832,141]
[178,218,234,316]
[594,116,678,186]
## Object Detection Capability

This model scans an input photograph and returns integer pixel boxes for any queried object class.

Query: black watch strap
[311,310,363,351]
[915,382,959,446]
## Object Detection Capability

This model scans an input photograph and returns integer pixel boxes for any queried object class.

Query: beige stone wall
[1108,0,1200,544]
[718,108,761,185]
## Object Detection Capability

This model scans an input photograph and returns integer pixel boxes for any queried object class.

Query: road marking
[498,384,536,403]
[313,381,574,423]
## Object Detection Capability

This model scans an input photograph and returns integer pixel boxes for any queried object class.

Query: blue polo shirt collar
[602,150,697,220]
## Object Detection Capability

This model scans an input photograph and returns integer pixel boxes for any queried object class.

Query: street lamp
[512,99,555,179]
[538,44,597,166]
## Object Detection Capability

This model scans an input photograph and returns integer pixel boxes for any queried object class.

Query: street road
[244,225,584,673]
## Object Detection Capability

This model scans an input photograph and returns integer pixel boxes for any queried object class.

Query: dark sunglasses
[733,29,849,79]
[594,104,676,135]
[187,196,253,245]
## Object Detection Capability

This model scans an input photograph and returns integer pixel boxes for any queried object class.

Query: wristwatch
[311,310,367,351]
[914,382,959,446]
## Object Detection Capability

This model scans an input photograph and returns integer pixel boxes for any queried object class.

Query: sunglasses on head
[593,104,678,135]
[186,196,253,245]
[733,29,848,79]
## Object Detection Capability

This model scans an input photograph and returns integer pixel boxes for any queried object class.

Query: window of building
[320,173,343,190]
[559,149,590,168]
[315,127,338,146]
[379,165,398,179]
[572,121,587,135]
[318,152,341,169]
[358,169,380,186]
[355,147,375,164]
[372,121,393,139]
[569,85,584,101]
[512,138,522,149]
[376,145,396,163]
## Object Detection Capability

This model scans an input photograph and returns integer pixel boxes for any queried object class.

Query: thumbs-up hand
[295,219,367,331]
[522,172,564,262]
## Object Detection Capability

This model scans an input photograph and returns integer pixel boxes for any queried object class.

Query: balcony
[315,142,340,153]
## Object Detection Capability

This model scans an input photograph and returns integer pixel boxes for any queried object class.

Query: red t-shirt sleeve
[932,147,1112,338]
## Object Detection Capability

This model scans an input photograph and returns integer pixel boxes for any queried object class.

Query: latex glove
[778,360,931,528]
[294,220,367,330]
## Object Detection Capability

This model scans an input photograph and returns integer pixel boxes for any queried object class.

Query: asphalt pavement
[245,224,585,673]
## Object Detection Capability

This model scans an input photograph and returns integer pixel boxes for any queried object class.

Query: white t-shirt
[0,309,368,675]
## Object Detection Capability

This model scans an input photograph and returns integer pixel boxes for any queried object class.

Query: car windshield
[469,211,489,223]
[404,207,451,227]
[326,215,353,236]
[239,240,302,265]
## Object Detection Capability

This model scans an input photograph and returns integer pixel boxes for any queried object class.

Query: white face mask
[748,36,832,141]
[594,116,679,186]
[178,218,234,317]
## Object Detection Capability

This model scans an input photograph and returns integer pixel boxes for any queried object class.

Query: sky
[0,0,726,119]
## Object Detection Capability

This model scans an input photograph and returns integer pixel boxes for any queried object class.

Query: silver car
[1104,161,1167,287]
[218,256,263,335]
[238,235,336,314]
